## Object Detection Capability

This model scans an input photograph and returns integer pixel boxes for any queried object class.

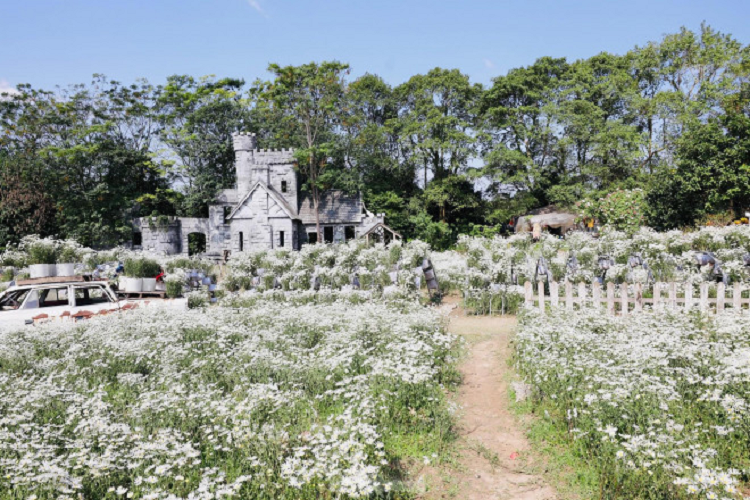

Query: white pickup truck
[0,277,186,331]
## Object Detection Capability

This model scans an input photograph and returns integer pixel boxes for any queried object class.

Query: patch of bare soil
[416,298,557,500]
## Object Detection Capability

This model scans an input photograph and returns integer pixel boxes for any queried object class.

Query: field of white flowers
[220,240,432,295]
[460,226,750,288]
[5,226,750,498]
[0,296,460,499]
[456,226,750,315]
[515,308,750,499]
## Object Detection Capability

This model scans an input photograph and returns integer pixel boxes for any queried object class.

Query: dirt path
[417,301,557,500]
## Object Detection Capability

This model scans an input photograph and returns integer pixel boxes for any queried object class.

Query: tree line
[2,24,749,250]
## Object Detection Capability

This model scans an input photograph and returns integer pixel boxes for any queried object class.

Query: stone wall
[133,218,182,255]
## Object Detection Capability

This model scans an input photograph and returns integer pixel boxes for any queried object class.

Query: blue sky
[2,0,750,93]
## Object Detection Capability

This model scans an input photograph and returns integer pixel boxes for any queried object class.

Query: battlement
[232,132,257,151]
[252,148,295,153]
[231,132,294,154]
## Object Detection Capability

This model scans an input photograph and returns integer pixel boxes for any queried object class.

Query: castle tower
[232,132,259,193]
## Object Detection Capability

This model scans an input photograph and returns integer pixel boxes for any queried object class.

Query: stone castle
[133,132,396,256]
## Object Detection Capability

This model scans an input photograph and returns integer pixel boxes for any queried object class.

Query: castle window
[307,232,318,244]
[281,180,287,193]
[223,206,231,224]
[324,226,334,243]
[279,231,285,248]
[345,226,355,241]
[239,232,244,252]
[132,231,142,246]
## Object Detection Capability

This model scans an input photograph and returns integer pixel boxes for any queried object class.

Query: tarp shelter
[515,212,578,235]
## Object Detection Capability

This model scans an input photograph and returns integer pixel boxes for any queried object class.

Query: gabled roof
[361,222,402,240]
[226,181,298,220]
[298,191,362,224]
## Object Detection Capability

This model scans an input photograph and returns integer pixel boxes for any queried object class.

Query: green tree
[648,90,750,228]
[0,77,169,246]
[339,74,418,237]
[253,62,350,241]
[159,75,250,218]
[394,68,482,186]
[480,57,570,204]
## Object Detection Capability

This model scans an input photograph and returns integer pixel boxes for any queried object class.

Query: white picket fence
[524,280,750,315]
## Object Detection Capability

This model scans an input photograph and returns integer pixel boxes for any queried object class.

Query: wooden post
[669,282,677,311]
[538,281,545,314]
[634,283,642,313]
[592,281,601,310]
[717,282,725,313]
[685,282,693,312]
[550,281,559,308]
[620,284,628,316]
[524,281,533,308]
[578,282,586,309]
[607,282,615,316]
[653,283,661,310]
[700,282,709,313]
[565,280,573,310]
[733,282,742,313]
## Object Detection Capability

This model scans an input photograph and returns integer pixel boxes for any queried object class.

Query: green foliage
[1,268,14,281]
[2,24,750,247]
[253,62,349,240]
[165,280,183,298]
[57,245,81,264]
[123,258,160,278]
[186,290,208,309]
[596,189,647,234]
[159,75,250,218]
[25,240,58,265]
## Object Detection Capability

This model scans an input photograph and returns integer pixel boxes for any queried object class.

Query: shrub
[186,290,208,308]
[165,279,183,298]
[25,239,58,265]
[58,245,81,263]
[140,259,161,278]
[597,189,647,235]
[0,267,13,282]
[123,258,161,278]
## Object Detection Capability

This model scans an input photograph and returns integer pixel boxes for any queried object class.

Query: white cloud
[247,0,265,14]
[0,79,19,95]
[483,59,495,69]
[0,79,19,101]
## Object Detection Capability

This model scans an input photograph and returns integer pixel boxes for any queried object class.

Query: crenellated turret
[231,132,297,204]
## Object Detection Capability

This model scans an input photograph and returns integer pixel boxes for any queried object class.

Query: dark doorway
[345,226,355,241]
[324,226,334,243]
[132,231,142,246]
[188,233,206,256]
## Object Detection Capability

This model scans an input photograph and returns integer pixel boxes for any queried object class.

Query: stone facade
[133,132,385,256]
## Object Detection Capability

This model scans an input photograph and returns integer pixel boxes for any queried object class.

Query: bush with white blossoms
[514,308,750,498]
[221,240,432,298]
[0,296,459,499]
[457,225,750,288]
